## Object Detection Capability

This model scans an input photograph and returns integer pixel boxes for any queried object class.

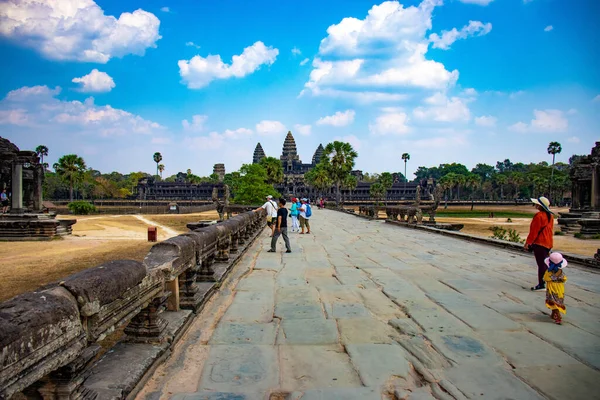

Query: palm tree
[53,154,86,201]
[466,173,481,210]
[547,141,562,200]
[305,163,332,198]
[259,157,284,186]
[455,174,466,200]
[510,172,525,199]
[379,172,393,205]
[401,153,410,193]
[342,175,358,204]
[369,182,385,205]
[153,152,163,177]
[158,164,165,178]
[35,145,48,165]
[322,141,358,207]
[495,174,508,200]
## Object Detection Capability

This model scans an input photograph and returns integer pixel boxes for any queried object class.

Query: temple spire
[312,144,324,165]
[253,142,266,164]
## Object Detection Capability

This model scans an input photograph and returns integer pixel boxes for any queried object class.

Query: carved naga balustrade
[0,210,266,399]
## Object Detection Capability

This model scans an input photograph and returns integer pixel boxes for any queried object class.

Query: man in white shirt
[255,195,278,236]
[299,198,311,234]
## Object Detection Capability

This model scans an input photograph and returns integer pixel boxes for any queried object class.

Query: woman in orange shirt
[524,197,555,291]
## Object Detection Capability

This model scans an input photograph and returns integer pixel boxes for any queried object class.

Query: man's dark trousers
[271,227,291,251]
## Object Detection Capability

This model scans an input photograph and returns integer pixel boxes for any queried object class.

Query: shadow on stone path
[137,209,600,400]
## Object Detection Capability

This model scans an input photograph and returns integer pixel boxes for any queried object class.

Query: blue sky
[1,0,598,178]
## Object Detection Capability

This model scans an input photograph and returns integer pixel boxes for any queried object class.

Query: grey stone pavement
[137,209,600,400]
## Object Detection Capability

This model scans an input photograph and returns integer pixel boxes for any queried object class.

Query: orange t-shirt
[525,211,554,249]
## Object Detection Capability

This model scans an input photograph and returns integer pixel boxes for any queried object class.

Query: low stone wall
[0,209,267,399]
[0,214,76,241]
[54,203,217,215]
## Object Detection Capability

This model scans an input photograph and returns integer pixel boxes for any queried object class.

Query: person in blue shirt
[290,197,300,232]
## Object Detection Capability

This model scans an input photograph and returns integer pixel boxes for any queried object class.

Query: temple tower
[280,131,301,172]
[312,144,324,165]
[213,163,225,182]
[253,143,266,164]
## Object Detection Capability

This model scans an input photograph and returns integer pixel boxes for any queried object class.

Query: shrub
[67,201,96,215]
[574,232,600,240]
[506,218,512,223]
[574,232,583,239]
[554,231,565,236]
[489,226,524,243]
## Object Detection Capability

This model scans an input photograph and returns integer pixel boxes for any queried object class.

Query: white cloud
[300,58,310,66]
[544,25,553,32]
[457,0,494,4]
[178,41,279,89]
[567,136,580,144]
[593,95,600,102]
[184,128,253,151]
[462,88,477,96]
[509,109,568,133]
[72,69,115,93]
[333,135,362,151]
[429,20,492,50]
[256,120,286,136]
[413,92,471,122]
[160,6,170,12]
[294,124,312,136]
[292,47,301,56]
[316,110,355,127]
[182,115,208,132]
[475,115,497,127]
[369,110,410,135]
[186,41,201,49]
[303,0,464,101]
[567,108,577,115]
[0,0,161,63]
[0,85,163,136]
[509,90,525,99]
[151,137,172,145]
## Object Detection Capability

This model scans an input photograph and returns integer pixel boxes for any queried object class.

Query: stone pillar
[572,180,580,210]
[33,165,43,211]
[11,162,23,212]
[592,165,600,211]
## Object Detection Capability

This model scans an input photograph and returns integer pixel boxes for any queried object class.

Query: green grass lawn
[435,210,534,218]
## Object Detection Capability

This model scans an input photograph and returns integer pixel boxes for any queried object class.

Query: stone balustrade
[0,209,266,399]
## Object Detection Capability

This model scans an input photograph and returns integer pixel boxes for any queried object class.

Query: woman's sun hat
[531,196,553,214]
[545,252,567,269]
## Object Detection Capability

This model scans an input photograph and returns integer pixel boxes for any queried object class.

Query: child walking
[544,252,567,325]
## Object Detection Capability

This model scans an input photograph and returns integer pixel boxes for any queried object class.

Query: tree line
[39,140,574,206]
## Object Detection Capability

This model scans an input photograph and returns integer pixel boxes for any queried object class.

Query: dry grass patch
[149,211,220,233]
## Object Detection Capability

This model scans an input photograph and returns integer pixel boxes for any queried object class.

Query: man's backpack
[305,204,312,218]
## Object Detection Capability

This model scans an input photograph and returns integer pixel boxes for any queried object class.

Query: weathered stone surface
[199,345,278,392]
[172,393,260,400]
[300,387,382,399]
[338,318,400,344]
[0,287,85,398]
[209,323,277,345]
[83,342,168,398]
[445,364,545,400]
[144,235,196,279]
[274,302,324,320]
[515,364,600,400]
[278,319,338,345]
[346,344,410,387]
[279,345,362,390]
[236,271,275,292]
[327,303,370,319]
[60,260,146,316]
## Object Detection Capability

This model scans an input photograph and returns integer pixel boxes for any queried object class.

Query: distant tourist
[299,198,312,234]
[319,198,325,209]
[524,196,554,291]
[543,252,567,325]
[290,197,300,232]
[1,189,8,213]
[268,198,292,253]
[256,195,278,237]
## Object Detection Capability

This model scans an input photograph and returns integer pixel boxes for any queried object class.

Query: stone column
[33,165,43,211]
[11,162,23,212]
[571,180,580,210]
[592,165,600,211]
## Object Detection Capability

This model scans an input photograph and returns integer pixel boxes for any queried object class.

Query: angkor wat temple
[138,131,425,202]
